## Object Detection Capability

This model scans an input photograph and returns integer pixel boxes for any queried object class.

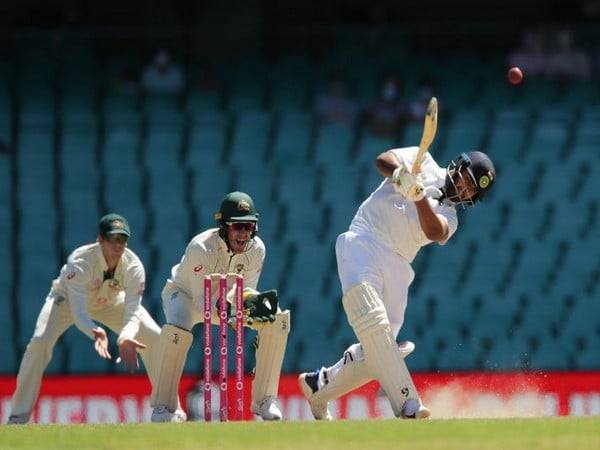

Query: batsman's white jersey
[10,243,162,422]
[162,228,265,329]
[339,146,458,334]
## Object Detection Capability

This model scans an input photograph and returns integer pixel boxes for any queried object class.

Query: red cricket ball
[508,67,523,85]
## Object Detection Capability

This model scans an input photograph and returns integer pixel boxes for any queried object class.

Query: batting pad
[252,310,290,405]
[150,324,193,412]
[311,340,416,405]
[342,283,419,417]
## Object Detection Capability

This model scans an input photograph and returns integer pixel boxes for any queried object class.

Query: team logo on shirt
[235,263,244,273]
[67,271,76,280]
[193,265,203,273]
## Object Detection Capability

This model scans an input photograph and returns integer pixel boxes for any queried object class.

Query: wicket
[203,273,245,422]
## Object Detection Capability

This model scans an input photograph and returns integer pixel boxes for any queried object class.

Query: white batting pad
[150,324,193,412]
[342,283,420,417]
[311,340,416,404]
[252,310,290,405]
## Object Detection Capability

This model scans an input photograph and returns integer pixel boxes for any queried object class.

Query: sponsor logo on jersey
[235,263,244,273]
[193,265,203,273]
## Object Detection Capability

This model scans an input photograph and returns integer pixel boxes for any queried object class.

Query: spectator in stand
[365,75,406,138]
[546,29,591,81]
[141,49,184,94]
[314,76,359,126]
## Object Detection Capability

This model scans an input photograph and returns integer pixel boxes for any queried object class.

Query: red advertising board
[1,372,599,423]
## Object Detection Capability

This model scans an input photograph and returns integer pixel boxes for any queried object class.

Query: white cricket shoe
[7,414,28,425]
[151,405,187,423]
[298,370,332,421]
[251,396,282,421]
[401,398,431,419]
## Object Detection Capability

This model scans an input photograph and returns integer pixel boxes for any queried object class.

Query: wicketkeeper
[151,192,291,422]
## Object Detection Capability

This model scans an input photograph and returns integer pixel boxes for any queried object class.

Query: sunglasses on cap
[227,222,256,232]
[103,234,129,244]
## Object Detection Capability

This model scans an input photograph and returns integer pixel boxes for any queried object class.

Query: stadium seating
[3,34,599,378]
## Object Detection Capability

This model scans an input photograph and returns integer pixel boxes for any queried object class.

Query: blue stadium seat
[65,328,111,374]
[61,195,100,249]
[313,123,354,167]
[354,134,394,166]
[275,165,317,206]
[483,336,531,371]
[190,169,231,217]
[228,110,272,168]
[270,110,312,165]
[186,89,222,116]
[186,111,229,169]
[529,338,572,371]
[436,338,479,372]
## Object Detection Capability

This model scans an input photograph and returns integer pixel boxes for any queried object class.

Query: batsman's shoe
[298,369,332,421]
[7,414,28,425]
[251,396,282,421]
[151,405,187,423]
[401,398,431,419]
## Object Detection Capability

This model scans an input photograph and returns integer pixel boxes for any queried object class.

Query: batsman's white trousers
[10,290,161,420]
[335,231,415,336]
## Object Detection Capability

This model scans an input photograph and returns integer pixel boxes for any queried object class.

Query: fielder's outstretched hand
[92,327,112,360]
[117,338,147,372]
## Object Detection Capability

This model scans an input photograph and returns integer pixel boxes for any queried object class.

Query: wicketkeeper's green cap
[99,213,131,237]
[215,191,259,223]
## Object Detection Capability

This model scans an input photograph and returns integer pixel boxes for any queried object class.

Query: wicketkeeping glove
[242,288,278,325]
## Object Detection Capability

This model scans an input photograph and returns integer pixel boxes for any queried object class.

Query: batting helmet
[215,191,259,242]
[442,151,496,207]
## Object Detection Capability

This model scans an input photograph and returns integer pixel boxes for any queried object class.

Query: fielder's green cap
[215,191,259,223]
[99,213,131,237]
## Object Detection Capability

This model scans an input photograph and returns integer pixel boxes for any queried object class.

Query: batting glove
[391,165,425,202]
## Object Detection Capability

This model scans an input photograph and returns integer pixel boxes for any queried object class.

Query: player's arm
[414,198,449,243]
[64,261,100,340]
[376,150,426,201]
[64,260,112,359]
[375,150,401,177]
[117,262,147,372]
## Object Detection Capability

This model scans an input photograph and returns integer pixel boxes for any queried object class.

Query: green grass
[1,417,599,450]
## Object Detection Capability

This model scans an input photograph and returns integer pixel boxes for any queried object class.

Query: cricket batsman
[299,148,496,419]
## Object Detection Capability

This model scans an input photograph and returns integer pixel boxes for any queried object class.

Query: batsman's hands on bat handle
[116,338,147,372]
[92,327,111,360]
[391,165,425,201]
[243,289,278,325]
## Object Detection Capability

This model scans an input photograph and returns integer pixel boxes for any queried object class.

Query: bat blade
[412,97,438,174]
